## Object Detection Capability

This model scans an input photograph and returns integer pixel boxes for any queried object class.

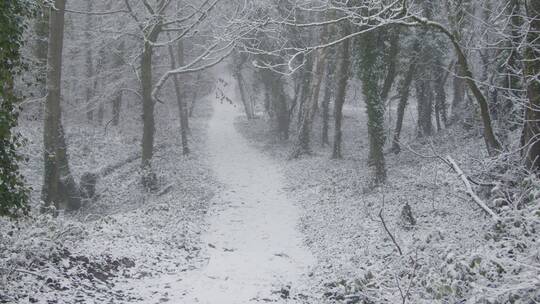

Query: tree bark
[112,45,123,126]
[260,68,290,140]
[390,60,416,154]
[189,73,202,117]
[450,64,466,123]
[274,75,290,140]
[84,0,94,122]
[167,38,190,155]
[290,48,327,158]
[380,29,400,103]
[522,0,540,171]
[34,0,49,96]
[321,56,335,146]
[141,40,155,170]
[232,52,255,120]
[295,60,312,127]
[360,31,387,184]
[42,0,80,212]
[235,70,254,120]
[416,77,433,137]
[332,25,351,159]
[434,60,451,130]
[291,17,331,158]
[112,93,122,126]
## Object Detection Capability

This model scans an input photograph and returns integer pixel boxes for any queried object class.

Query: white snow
[123,66,315,303]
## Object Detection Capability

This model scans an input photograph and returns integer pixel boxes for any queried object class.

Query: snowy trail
[174,68,315,303]
[114,67,314,303]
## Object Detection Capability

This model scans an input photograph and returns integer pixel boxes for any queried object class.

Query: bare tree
[232,51,255,120]
[522,0,540,171]
[332,24,351,159]
[390,53,416,154]
[84,0,94,122]
[167,38,190,155]
[358,29,387,184]
[42,0,80,212]
[290,11,331,159]
[111,41,124,127]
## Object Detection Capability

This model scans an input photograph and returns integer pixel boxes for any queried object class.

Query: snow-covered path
[175,69,314,303]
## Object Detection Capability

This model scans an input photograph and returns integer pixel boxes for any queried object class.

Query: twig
[395,275,405,303]
[0,267,42,278]
[394,250,419,304]
[157,184,174,196]
[378,197,403,256]
[403,251,419,304]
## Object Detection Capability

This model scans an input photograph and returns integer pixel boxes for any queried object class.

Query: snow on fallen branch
[403,142,499,220]
[445,156,500,221]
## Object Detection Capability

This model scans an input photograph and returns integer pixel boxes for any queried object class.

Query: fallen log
[97,143,168,177]
[80,143,170,201]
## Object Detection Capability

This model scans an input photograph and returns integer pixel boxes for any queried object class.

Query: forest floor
[235,103,540,303]
[1,89,218,303]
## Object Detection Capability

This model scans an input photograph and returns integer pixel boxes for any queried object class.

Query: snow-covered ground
[1,66,318,304]
[2,65,539,304]
[114,66,315,303]
[235,104,540,303]
[1,86,218,303]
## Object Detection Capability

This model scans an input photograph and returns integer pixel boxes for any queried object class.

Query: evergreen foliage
[356,30,387,184]
[0,0,33,218]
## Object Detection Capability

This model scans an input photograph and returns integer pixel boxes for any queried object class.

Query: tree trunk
[85,0,94,122]
[34,0,49,97]
[97,106,104,125]
[522,0,540,171]
[42,0,80,212]
[295,61,312,127]
[111,46,123,127]
[332,25,351,159]
[140,41,158,190]
[416,77,433,137]
[264,83,272,118]
[167,38,190,155]
[274,75,290,140]
[291,17,331,158]
[291,48,328,158]
[391,60,416,154]
[321,56,335,146]
[189,74,202,117]
[235,70,254,120]
[139,24,162,191]
[141,41,155,170]
[456,45,502,156]
[434,60,450,130]
[360,31,386,184]
[451,64,466,123]
[112,94,121,126]
[380,29,400,103]
[260,68,290,140]
[232,52,255,120]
